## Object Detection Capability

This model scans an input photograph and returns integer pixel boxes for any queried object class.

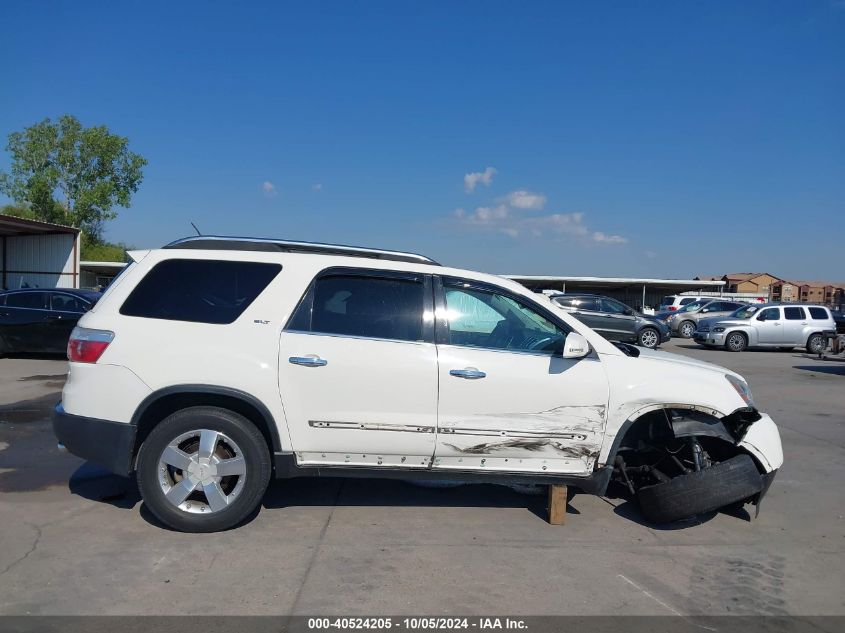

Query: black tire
[637,327,660,349]
[806,333,827,354]
[637,454,763,524]
[678,320,696,339]
[725,331,747,352]
[137,406,272,532]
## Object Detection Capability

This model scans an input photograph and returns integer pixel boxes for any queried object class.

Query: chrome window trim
[284,329,435,347]
[436,342,565,359]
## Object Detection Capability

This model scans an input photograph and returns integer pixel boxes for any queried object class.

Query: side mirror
[624,308,634,316]
[562,332,590,359]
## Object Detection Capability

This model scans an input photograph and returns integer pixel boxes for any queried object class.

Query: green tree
[0,115,146,240]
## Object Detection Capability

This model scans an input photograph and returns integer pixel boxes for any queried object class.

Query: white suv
[54,236,783,532]
[695,303,836,353]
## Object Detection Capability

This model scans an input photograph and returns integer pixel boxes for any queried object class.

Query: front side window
[679,297,697,306]
[6,292,48,309]
[299,274,424,342]
[757,308,780,322]
[120,259,282,324]
[444,282,567,354]
[51,294,88,313]
[784,307,806,320]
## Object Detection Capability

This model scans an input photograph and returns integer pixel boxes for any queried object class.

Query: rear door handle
[450,368,486,379]
[289,356,328,367]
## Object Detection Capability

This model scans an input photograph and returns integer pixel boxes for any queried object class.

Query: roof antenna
[190,222,202,236]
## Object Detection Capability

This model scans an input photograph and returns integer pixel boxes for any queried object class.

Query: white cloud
[312,183,323,192]
[262,181,277,197]
[504,190,546,210]
[453,203,626,245]
[464,167,497,193]
[592,231,628,244]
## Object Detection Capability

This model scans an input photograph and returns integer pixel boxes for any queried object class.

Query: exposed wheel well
[132,389,281,463]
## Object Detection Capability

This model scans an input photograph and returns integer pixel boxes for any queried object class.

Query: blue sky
[1,1,843,278]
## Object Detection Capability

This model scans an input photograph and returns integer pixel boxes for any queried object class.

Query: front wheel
[137,406,272,532]
[806,333,827,354]
[637,327,660,349]
[678,321,696,339]
[725,332,747,352]
[637,454,763,523]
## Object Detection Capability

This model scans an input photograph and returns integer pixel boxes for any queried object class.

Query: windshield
[730,305,760,319]
[677,300,709,313]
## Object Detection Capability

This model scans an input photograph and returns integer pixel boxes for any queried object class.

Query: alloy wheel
[157,429,247,514]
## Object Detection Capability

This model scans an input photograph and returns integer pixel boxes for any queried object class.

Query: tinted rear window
[6,292,49,309]
[291,274,424,342]
[120,259,281,324]
[808,307,829,320]
[784,307,805,320]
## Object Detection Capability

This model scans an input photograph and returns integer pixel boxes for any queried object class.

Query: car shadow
[68,464,583,528]
[261,477,578,523]
[793,364,845,376]
[68,462,141,509]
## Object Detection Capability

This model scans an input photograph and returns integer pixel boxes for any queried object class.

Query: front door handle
[289,356,328,367]
[450,368,486,379]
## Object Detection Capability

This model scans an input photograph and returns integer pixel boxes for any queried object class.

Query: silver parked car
[666,299,747,339]
[694,303,836,353]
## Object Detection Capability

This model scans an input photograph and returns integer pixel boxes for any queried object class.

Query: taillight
[668,306,678,311]
[67,327,114,363]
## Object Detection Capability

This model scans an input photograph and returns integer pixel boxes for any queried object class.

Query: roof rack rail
[163,235,440,266]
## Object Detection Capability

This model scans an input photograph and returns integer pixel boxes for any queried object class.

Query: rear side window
[679,297,696,306]
[120,259,281,324]
[784,307,805,320]
[6,292,49,309]
[292,274,424,342]
[808,307,829,320]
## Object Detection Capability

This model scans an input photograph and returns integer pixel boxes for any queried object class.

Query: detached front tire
[137,406,272,532]
[637,454,763,524]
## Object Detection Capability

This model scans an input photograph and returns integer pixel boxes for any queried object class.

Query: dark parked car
[550,293,670,349]
[0,288,102,355]
[832,310,845,335]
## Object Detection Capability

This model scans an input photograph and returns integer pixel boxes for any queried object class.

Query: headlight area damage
[610,407,781,523]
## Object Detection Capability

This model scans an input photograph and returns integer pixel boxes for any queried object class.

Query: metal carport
[504,275,725,312]
[0,214,81,290]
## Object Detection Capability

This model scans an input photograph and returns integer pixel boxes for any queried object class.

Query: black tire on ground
[678,321,696,339]
[638,327,660,349]
[637,454,763,524]
[725,331,747,352]
[137,406,272,533]
[806,333,827,354]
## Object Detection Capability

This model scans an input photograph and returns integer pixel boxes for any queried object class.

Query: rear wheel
[806,333,827,354]
[678,321,696,339]
[137,406,271,532]
[637,454,763,523]
[725,331,747,352]
[638,327,660,349]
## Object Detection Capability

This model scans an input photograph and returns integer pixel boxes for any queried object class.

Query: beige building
[774,280,845,306]
[693,273,781,298]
